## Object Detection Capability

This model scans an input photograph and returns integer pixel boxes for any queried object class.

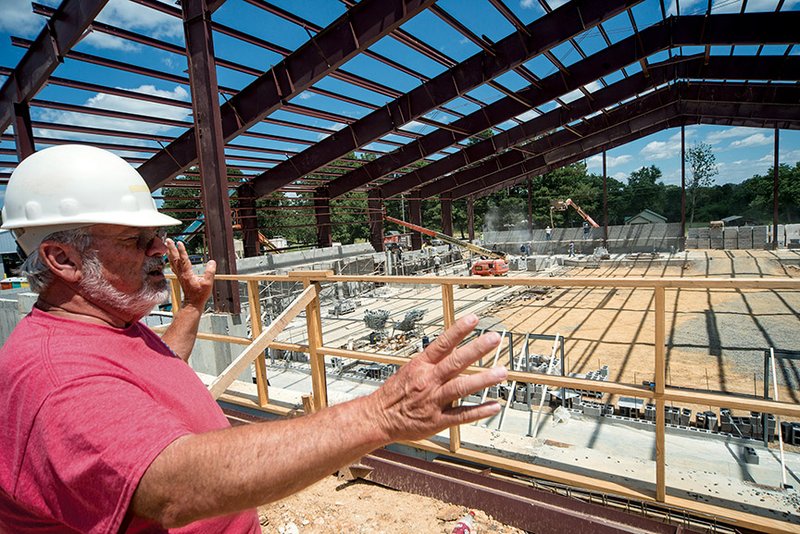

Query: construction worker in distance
[0,144,507,532]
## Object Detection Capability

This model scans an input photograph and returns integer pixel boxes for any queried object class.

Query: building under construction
[1,0,800,532]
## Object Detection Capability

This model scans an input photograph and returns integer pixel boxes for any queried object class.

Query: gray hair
[17,228,93,293]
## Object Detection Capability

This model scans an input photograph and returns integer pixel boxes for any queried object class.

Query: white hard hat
[1,144,180,254]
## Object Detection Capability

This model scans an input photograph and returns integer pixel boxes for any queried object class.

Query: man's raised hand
[370,314,507,443]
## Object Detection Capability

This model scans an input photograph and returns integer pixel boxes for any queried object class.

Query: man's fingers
[440,401,502,427]
[439,366,507,405]
[433,331,501,383]
[421,314,480,364]
[203,260,217,282]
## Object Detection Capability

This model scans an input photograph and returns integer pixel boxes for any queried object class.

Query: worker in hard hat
[0,145,507,532]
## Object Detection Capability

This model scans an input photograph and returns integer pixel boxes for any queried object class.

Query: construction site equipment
[393,309,425,335]
[550,198,600,228]
[1,145,179,254]
[385,215,507,261]
[364,309,390,333]
[471,258,509,277]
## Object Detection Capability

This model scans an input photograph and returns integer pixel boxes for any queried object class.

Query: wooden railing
[166,271,800,534]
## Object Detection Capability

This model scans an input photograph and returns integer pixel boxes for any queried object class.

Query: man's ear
[39,241,84,284]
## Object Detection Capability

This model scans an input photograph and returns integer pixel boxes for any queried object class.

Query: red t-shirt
[0,308,260,533]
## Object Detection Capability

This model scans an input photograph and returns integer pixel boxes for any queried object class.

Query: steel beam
[182,0,239,313]
[455,94,800,200]
[383,54,799,199]
[326,12,799,200]
[0,0,108,135]
[140,0,437,190]
[418,56,800,197]
[13,102,35,160]
[362,449,700,534]
[253,0,640,199]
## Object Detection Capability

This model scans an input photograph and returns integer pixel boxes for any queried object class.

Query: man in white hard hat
[0,145,507,532]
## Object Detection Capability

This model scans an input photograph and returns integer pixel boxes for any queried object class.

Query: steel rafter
[137,0,437,190]
[401,54,800,199]
[326,11,800,200]
[450,85,800,200]
[250,0,640,198]
[0,0,109,134]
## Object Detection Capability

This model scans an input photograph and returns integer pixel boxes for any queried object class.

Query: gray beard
[80,252,169,321]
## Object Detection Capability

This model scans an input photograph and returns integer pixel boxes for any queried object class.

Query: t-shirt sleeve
[21,375,193,534]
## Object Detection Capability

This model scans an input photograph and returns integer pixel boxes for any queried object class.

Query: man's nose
[146,235,168,256]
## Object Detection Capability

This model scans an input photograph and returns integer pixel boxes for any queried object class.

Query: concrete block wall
[484,222,682,255]
[687,225,774,250]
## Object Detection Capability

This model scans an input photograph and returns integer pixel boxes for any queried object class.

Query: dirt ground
[256,475,525,534]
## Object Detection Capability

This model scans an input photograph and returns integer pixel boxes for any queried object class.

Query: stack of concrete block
[694,227,710,249]
[753,226,768,249]
[709,227,724,249]
[723,228,739,249]
[738,227,753,249]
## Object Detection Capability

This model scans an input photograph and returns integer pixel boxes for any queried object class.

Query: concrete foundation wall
[484,223,683,255]
[236,243,375,274]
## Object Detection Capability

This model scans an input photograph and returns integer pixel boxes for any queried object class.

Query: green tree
[625,165,664,217]
[685,143,718,225]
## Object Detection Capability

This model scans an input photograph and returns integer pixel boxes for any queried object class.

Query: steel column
[467,196,475,242]
[408,196,423,250]
[368,189,384,252]
[602,151,608,247]
[315,187,333,249]
[182,0,239,313]
[773,127,779,250]
[237,183,259,258]
[440,193,453,237]
[681,126,686,241]
[527,178,533,240]
[13,102,35,160]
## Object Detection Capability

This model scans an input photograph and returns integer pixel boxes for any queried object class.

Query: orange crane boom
[552,199,600,228]
[384,215,506,260]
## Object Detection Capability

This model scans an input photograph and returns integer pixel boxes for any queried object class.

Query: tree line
[161,147,800,251]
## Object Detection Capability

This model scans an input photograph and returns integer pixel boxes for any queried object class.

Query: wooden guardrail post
[247,280,269,406]
[441,283,461,452]
[654,286,666,502]
[169,278,182,313]
[291,270,333,412]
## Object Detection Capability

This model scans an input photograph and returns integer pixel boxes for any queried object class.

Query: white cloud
[612,171,627,180]
[297,92,313,100]
[35,85,190,145]
[586,153,632,168]
[729,133,773,148]
[0,0,59,37]
[520,0,537,8]
[81,31,140,52]
[96,0,182,41]
[705,126,759,145]
[640,139,680,160]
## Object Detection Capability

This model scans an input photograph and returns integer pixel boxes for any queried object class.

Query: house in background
[721,215,757,227]
[624,209,668,225]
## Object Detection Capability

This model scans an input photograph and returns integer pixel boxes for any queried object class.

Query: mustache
[143,256,165,273]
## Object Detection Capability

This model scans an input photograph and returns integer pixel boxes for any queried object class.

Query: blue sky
[0,0,798,207]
